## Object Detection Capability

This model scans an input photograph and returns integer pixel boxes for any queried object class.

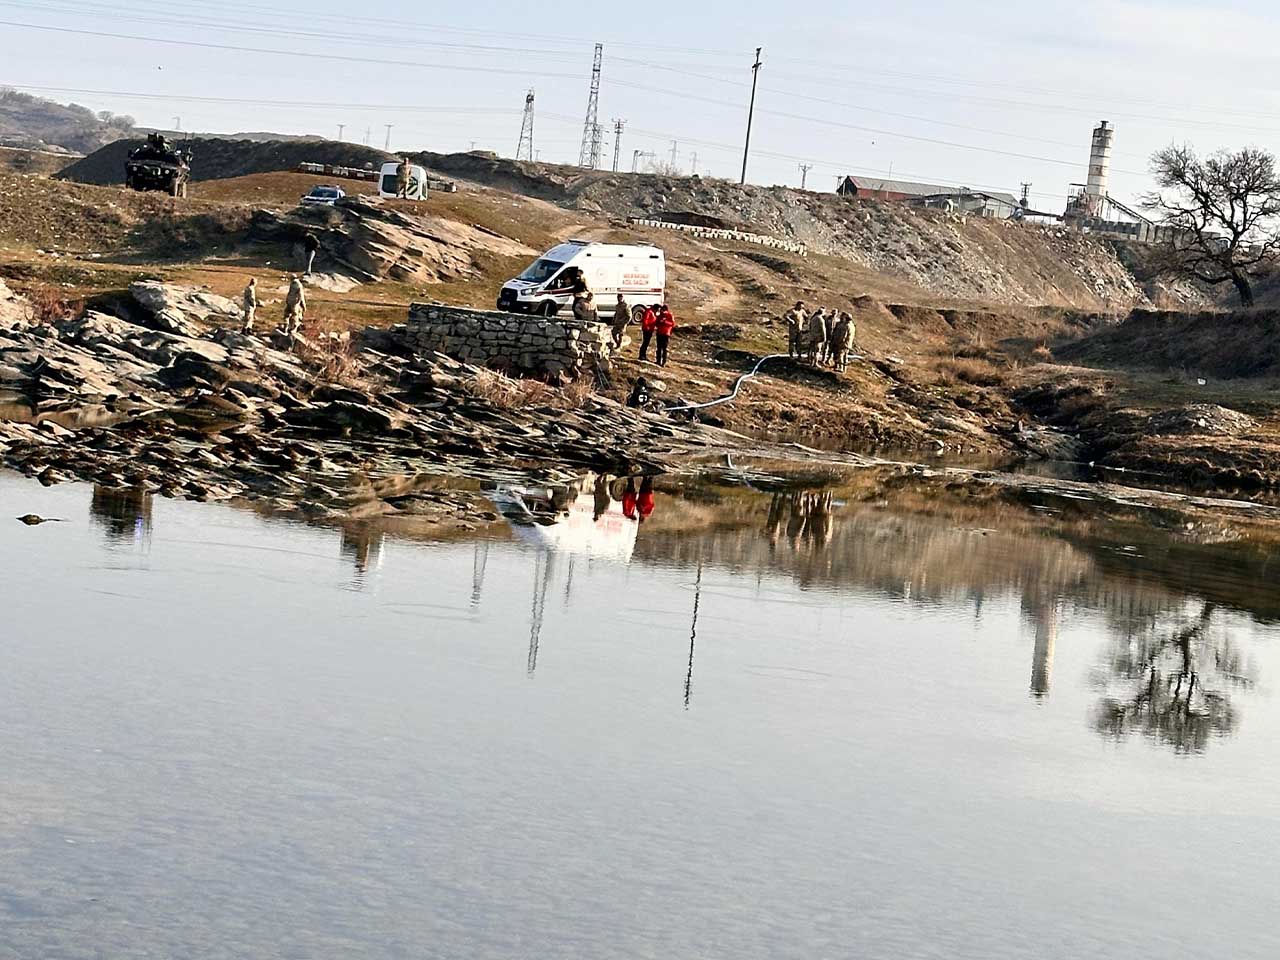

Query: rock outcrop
[0,279,32,328]
[251,196,536,285]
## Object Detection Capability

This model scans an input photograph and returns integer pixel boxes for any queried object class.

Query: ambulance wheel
[538,301,559,318]
[631,305,647,324]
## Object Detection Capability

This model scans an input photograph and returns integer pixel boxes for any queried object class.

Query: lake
[2,467,1278,959]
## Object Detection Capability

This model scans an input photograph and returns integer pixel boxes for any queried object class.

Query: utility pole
[632,150,655,174]
[1020,182,1032,207]
[798,162,813,190]
[740,47,763,186]
[517,90,536,162]
[611,119,625,173]
[336,123,345,142]
[364,126,371,146]
[384,124,393,152]
[690,152,698,176]
[669,140,680,171]
[578,43,604,169]
[173,116,181,133]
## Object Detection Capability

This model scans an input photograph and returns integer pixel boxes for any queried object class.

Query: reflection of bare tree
[1092,603,1252,753]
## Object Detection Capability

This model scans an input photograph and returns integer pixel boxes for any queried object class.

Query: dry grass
[463,367,596,411]
[295,327,365,387]
[23,283,82,324]
[937,357,1007,388]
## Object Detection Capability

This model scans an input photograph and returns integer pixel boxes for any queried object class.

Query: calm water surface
[2,469,1279,959]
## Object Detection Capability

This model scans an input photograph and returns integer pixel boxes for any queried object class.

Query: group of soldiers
[782,301,857,372]
[240,275,307,341]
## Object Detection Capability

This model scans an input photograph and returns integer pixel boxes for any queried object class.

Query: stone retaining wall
[628,217,808,255]
[399,303,613,380]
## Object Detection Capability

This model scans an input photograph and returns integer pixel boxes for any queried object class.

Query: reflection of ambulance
[497,240,665,320]
[377,161,428,200]
[487,481,638,564]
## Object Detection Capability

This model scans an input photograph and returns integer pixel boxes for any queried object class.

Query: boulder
[129,281,241,335]
[0,279,33,329]
[1147,404,1257,437]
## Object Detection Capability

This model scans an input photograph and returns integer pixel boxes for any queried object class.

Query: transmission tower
[611,119,626,172]
[517,89,536,162]
[578,43,604,169]
[798,162,813,189]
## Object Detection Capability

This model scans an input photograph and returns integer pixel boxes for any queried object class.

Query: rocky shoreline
[1,281,740,523]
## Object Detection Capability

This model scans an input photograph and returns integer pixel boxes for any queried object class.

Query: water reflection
[88,484,153,548]
[65,468,1280,756]
[1091,602,1253,754]
[339,522,385,583]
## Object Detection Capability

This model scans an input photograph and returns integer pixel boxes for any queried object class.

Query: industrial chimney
[1086,120,1114,203]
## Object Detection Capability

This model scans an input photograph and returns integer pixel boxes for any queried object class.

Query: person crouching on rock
[639,303,658,362]
[655,304,676,367]
[241,277,257,334]
[284,275,307,339]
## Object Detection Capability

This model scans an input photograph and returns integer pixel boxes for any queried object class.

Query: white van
[378,161,428,200]
[497,240,665,320]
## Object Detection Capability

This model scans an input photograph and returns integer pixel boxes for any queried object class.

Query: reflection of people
[622,478,638,520]
[638,476,656,520]
[593,473,611,522]
[340,523,384,579]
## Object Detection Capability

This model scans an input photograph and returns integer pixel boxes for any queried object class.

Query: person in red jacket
[638,303,659,362]
[655,304,676,366]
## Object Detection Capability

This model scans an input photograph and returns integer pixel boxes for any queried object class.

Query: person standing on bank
[240,277,257,334]
[302,230,320,275]
[612,293,631,348]
[639,303,658,362]
[655,304,676,366]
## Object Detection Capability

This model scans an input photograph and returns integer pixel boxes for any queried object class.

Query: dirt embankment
[59,137,391,186]
[1058,308,1280,380]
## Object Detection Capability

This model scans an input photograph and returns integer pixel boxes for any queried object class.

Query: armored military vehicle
[124,133,192,197]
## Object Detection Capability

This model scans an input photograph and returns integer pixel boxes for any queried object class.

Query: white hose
[666,354,791,413]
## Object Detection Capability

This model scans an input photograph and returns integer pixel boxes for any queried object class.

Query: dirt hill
[0,89,138,154]
[412,151,1146,310]
[59,137,391,186]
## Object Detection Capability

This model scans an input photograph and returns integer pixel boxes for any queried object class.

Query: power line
[0,20,587,79]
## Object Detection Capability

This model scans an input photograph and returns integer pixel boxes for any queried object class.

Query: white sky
[3,0,1279,209]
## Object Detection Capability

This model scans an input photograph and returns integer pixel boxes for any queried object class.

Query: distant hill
[0,89,137,154]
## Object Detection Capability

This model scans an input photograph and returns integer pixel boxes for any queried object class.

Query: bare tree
[1143,145,1280,306]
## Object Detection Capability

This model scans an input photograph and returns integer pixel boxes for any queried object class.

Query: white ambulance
[497,240,665,320]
